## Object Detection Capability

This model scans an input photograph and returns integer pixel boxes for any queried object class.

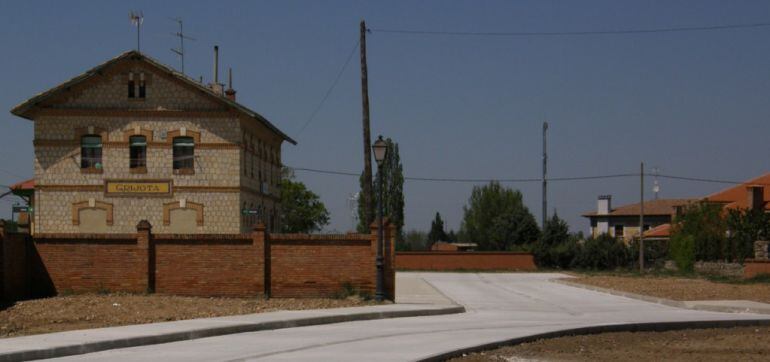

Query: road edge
[418,318,770,362]
[0,304,466,362]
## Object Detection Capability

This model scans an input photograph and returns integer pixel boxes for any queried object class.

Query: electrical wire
[295,39,360,138]
[369,21,770,37]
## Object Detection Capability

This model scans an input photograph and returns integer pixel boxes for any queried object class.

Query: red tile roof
[643,223,671,238]
[583,198,694,218]
[705,172,770,211]
[9,179,34,191]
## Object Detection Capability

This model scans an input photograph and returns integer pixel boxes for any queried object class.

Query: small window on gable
[138,72,146,98]
[173,136,195,172]
[128,72,136,98]
[129,135,147,169]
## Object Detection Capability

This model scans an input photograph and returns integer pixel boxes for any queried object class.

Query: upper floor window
[129,135,147,169]
[173,136,194,172]
[128,72,146,99]
[81,135,102,169]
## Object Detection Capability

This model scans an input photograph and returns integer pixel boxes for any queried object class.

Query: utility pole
[360,20,374,231]
[639,162,644,273]
[542,121,548,228]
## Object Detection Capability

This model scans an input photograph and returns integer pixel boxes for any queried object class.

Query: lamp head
[372,135,387,166]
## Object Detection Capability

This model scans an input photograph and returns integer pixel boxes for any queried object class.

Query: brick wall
[396,251,536,271]
[744,260,770,278]
[7,220,395,300]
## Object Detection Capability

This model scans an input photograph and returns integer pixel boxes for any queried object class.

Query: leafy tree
[533,213,570,267]
[671,201,727,261]
[357,138,404,237]
[427,212,449,246]
[446,230,458,243]
[669,233,695,272]
[726,208,770,262]
[399,230,428,251]
[459,181,540,250]
[572,234,631,270]
[279,178,330,233]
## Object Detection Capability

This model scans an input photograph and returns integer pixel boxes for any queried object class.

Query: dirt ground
[0,293,375,338]
[451,326,770,362]
[568,274,770,303]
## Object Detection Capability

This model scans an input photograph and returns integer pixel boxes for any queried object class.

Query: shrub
[629,238,669,269]
[572,234,631,270]
[669,233,695,272]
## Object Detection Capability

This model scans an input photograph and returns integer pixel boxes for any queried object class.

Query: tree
[459,181,540,250]
[427,212,449,246]
[400,230,428,251]
[533,212,570,267]
[671,201,727,261]
[279,178,330,233]
[357,138,404,237]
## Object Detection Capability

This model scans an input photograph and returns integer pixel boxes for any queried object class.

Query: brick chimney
[225,67,236,101]
[747,185,765,211]
[597,195,612,215]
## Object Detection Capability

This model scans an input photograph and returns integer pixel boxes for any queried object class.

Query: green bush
[572,234,631,270]
[629,238,669,269]
[669,234,695,272]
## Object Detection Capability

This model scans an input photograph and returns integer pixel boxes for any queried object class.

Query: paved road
[48,273,770,361]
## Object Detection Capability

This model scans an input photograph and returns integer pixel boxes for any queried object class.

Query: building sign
[105,180,172,196]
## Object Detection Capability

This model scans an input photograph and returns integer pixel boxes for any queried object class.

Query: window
[128,72,135,98]
[173,136,194,172]
[614,224,624,239]
[129,135,147,169]
[80,135,102,169]
[138,72,146,98]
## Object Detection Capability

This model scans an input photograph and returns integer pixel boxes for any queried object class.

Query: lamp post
[371,135,388,301]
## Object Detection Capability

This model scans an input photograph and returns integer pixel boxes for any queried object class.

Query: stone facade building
[11,50,295,234]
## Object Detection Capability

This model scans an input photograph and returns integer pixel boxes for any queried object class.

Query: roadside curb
[0,304,465,362]
[418,318,770,362]
[552,278,770,315]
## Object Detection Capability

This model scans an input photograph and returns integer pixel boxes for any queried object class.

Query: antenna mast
[170,17,195,74]
[129,11,144,52]
[652,167,660,200]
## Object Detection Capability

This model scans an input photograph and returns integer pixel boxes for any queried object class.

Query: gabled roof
[10,50,296,145]
[9,178,34,191]
[643,223,671,238]
[704,172,770,210]
[583,198,694,218]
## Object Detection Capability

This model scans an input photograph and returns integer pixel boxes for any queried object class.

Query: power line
[369,21,770,37]
[296,39,360,138]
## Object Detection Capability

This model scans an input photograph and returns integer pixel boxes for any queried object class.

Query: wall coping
[745,259,770,264]
[396,251,534,256]
[34,233,137,240]
[270,233,370,241]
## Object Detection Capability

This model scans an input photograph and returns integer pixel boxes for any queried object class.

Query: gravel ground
[0,294,376,337]
[569,274,770,303]
[451,326,770,362]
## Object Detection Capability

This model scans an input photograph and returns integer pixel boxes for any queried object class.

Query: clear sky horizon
[1,0,769,234]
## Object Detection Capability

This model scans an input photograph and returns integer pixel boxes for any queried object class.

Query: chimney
[225,67,237,101]
[597,195,612,215]
[209,45,224,95]
[747,185,765,211]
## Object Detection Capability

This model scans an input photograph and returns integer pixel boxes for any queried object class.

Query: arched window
[80,135,102,169]
[129,135,146,169]
[173,136,194,172]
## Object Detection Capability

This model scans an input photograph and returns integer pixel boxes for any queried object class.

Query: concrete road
[47,273,770,361]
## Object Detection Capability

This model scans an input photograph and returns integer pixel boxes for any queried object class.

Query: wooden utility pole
[360,20,374,230]
[639,162,644,273]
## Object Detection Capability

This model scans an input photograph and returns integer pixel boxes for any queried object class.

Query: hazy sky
[1,1,769,234]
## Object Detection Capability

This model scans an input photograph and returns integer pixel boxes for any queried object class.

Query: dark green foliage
[357,138,404,237]
[279,178,330,233]
[446,230,457,243]
[572,234,631,270]
[427,212,448,246]
[459,181,541,251]
[726,208,770,262]
[399,230,428,251]
[629,238,669,269]
[672,201,726,261]
[533,213,571,268]
[669,233,695,272]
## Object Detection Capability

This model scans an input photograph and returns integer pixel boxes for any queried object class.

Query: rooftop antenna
[169,17,195,74]
[652,167,660,200]
[129,11,144,52]
[348,192,360,232]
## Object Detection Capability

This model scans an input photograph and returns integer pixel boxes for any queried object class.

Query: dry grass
[0,293,376,338]
[568,273,770,303]
[452,326,770,362]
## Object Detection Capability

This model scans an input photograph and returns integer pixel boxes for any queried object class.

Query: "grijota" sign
[105,180,172,196]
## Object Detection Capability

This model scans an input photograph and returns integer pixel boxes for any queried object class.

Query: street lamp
[372,135,388,301]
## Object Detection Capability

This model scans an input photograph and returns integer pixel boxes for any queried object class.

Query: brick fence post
[136,220,154,293]
[385,221,396,300]
[252,222,268,297]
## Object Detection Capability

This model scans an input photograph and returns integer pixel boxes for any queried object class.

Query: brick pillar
[136,220,154,293]
[252,222,268,297]
[385,221,397,301]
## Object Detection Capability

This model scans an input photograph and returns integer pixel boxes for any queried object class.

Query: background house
[583,195,693,242]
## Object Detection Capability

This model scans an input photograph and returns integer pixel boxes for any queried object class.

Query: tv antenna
[652,167,660,200]
[129,11,144,51]
[170,17,195,74]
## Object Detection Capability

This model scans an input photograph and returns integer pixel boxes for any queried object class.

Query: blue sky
[1,1,769,233]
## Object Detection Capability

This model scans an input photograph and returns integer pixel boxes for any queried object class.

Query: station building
[11,50,295,234]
